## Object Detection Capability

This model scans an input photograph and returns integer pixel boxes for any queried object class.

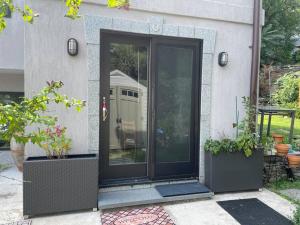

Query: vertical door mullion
[148,37,157,179]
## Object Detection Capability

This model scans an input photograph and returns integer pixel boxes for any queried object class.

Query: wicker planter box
[23,154,98,217]
[205,148,263,193]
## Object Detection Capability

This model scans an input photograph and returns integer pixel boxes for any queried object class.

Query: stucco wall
[24,0,263,178]
[0,0,24,71]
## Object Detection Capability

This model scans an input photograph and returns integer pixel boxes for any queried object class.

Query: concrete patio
[0,151,296,225]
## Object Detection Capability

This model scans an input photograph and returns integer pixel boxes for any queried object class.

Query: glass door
[100,33,149,182]
[151,38,201,179]
[100,32,201,184]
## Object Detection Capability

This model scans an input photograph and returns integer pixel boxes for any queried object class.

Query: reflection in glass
[109,43,148,165]
[156,46,193,163]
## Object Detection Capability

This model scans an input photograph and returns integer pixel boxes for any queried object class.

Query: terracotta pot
[275,144,289,156]
[10,138,25,172]
[272,133,284,144]
[287,155,300,168]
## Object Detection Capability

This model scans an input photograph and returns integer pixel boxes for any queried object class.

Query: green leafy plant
[273,73,300,105]
[262,0,300,65]
[0,0,130,32]
[204,139,238,156]
[262,136,274,153]
[0,81,85,145]
[0,0,38,32]
[236,97,258,157]
[33,125,71,159]
[205,97,259,157]
[293,205,300,225]
[272,72,300,119]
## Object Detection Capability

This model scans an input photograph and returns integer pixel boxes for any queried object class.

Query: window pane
[109,43,148,165]
[121,90,127,96]
[155,45,193,163]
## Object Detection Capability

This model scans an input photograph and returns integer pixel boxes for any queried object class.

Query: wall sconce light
[218,52,228,67]
[67,38,78,56]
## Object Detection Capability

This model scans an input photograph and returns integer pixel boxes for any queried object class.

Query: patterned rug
[101,206,175,225]
[1,220,31,225]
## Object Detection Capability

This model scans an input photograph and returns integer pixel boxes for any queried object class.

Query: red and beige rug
[101,206,175,225]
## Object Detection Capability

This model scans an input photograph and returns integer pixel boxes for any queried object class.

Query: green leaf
[107,0,129,8]
[22,5,35,23]
[0,17,6,32]
[65,0,81,19]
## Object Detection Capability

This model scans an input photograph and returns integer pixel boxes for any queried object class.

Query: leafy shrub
[293,205,300,225]
[204,139,238,155]
[33,125,71,159]
[272,73,300,118]
[273,73,300,105]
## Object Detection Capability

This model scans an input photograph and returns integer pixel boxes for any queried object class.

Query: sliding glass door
[100,32,201,184]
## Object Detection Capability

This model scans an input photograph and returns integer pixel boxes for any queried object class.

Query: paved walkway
[0,151,296,225]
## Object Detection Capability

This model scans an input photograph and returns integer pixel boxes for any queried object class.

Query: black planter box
[23,154,98,217]
[205,148,263,193]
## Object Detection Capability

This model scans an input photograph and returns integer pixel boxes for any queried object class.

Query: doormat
[101,206,175,225]
[1,220,31,225]
[217,198,292,225]
[155,182,210,197]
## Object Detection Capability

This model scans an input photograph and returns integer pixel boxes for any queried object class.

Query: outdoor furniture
[258,107,296,143]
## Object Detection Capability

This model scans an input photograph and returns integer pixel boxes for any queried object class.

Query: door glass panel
[156,45,193,163]
[109,43,148,165]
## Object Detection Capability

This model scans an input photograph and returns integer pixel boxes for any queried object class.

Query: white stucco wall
[24,0,262,162]
[0,0,24,71]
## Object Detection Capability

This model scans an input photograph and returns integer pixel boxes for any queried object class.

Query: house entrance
[99,31,202,185]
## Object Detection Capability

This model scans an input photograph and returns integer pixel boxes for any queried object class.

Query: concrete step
[98,182,214,210]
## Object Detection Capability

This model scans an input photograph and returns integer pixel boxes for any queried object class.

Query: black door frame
[99,32,150,183]
[99,30,203,185]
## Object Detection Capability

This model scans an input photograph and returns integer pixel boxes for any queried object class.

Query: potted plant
[0,81,98,217]
[23,125,98,217]
[204,97,264,193]
[287,154,300,168]
[0,81,85,171]
[275,143,289,156]
[272,133,284,144]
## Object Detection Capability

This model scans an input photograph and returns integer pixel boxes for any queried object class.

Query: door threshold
[98,182,213,210]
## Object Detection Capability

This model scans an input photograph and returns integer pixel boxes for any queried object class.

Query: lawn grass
[257,115,300,142]
[268,179,300,190]
[267,179,300,224]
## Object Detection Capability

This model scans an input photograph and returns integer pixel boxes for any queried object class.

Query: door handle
[102,97,108,122]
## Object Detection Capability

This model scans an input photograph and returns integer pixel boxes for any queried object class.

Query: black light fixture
[67,38,78,56]
[218,52,229,67]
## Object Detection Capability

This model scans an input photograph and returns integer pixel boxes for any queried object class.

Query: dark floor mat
[217,198,292,225]
[155,182,210,197]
